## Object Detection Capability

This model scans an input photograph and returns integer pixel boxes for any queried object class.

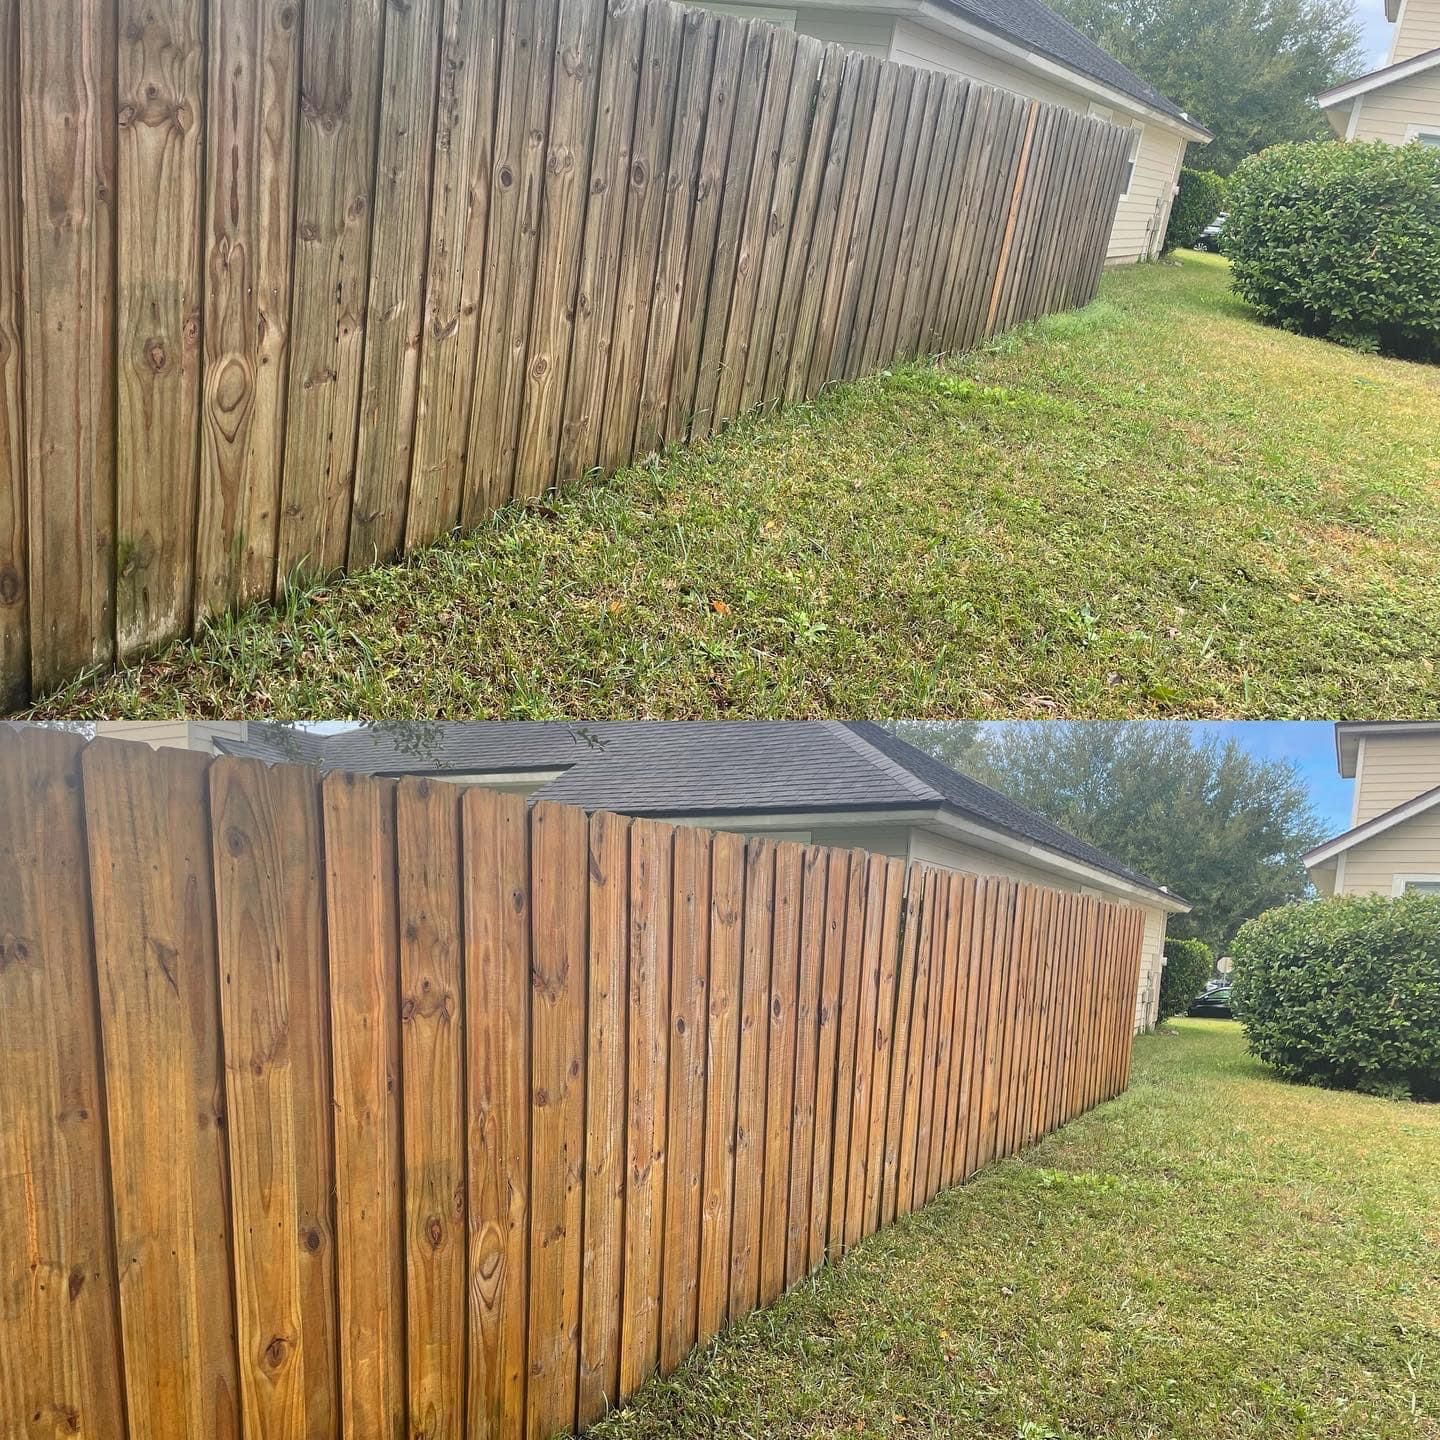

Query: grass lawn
[588,1021,1440,1440]
[32,251,1440,720]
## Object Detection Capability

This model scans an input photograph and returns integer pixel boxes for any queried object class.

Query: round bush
[1226,140,1440,362]
[1158,936,1214,1022]
[1231,895,1440,1100]
[1163,168,1227,253]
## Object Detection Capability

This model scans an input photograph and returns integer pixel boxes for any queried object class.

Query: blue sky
[1357,0,1393,66]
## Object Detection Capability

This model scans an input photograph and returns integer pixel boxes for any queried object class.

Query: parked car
[1187,986,1234,1018]
[1195,212,1227,252]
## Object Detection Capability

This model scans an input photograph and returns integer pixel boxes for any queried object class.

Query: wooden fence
[0,728,1145,1439]
[0,0,1131,705]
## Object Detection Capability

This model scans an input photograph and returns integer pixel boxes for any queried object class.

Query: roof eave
[1317,45,1440,107]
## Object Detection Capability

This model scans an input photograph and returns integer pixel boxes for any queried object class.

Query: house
[696,0,1212,264]
[1316,0,1440,146]
[95,719,1189,1030]
[1304,722,1440,898]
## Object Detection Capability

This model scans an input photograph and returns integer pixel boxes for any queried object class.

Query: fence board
[0,0,25,707]
[728,836,775,1320]
[620,818,673,1397]
[276,0,385,587]
[634,8,719,460]
[758,840,802,1305]
[323,774,404,1440]
[212,756,339,1440]
[196,0,300,620]
[467,0,561,520]
[396,779,466,1440]
[3,741,1153,1440]
[114,0,204,659]
[0,729,126,1439]
[514,0,607,498]
[349,0,444,567]
[660,825,710,1372]
[698,829,744,1343]
[83,741,240,1440]
[556,0,645,485]
[406,0,502,546]
[18,0,116,692]
[526,802,588,1440]
[578,811,629,1426]
[463,788,531,1440]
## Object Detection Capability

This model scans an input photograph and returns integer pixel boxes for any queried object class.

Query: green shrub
[1163,169,1227,253]
[1226,141,1440,362]
[1231,895,1440,1099]
[1158,936,1214,1022]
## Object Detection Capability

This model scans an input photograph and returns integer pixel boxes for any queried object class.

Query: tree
[1047,0,1365,175]
[897,722,1324,954]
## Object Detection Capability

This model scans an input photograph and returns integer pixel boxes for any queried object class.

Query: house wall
[93,721,249,751]
[690,2,1194,265]
[1352,733,1440,824]
[1346,66,1440,144]
[1333,807,1440,896]
[1392,0,1440,63]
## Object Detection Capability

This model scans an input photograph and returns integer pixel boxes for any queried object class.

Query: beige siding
[1348,65,1440,144]
[1353,733,1440,823]
[93,721,249,752]
[1392,0,1440,62]
[1336,806,1440,895]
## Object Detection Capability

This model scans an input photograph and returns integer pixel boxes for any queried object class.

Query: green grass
[32,252,1440,719]
[587,1021,1440,1440]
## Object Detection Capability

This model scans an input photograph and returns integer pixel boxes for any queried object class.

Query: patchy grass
[588,1021,1440,1440]
[32,252,1440,720]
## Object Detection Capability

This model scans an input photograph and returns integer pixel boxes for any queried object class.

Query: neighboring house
[95,720,1189,1030]
[1317,0,1440,146]
[697,0,1212,264]
[1304,722,1440,898]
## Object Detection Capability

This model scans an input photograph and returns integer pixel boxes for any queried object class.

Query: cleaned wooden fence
[0,728,1146,1439]
[0,0,1131,705]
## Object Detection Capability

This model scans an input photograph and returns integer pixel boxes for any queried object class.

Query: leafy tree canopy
[1048,0,1366,174]
[894,722,1324,954]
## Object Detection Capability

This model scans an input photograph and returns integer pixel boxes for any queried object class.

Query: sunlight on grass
[585,1021,1440,1440]
[32,253,1440,720]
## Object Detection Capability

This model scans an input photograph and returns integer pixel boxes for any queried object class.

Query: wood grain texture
[211,755,338,1440]
[578,811,629,1427]
[114,0,204,659]
[697,829,744,1343]
[513,0,606,499]
[526,801,588,1440]
[322,773,404,1440]
[406,0,502,547]
[864,856,905,1237]
[620,817,673,1398]
[826,850,867,1256]
[276,0,385,586]
[0,0,27,708]
[809,847,851,1269]
[349,0,444,567]
[727,836,774,1321]
[196,0,300,619]
[0,728,126,1440]
[785,844,825,1288]
[758,840,802,1306]
[396,779,466,1440]
[18,0,115,692]
[82,740,240,1440]
[660,825,710,1372]
[842,854,887,1250]
[463,788,531,1440]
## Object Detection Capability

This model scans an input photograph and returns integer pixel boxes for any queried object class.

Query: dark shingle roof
[936,0,1208,133]
[218,721,1176,901]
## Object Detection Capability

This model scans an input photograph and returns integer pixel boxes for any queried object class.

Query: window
[1408,128,1440,148]
[1392,875,1440,896]
[1119,125,1143,200]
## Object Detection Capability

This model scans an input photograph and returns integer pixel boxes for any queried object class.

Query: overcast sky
[1357,0,1394,66]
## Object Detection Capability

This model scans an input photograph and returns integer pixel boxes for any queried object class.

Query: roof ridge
[830,721,945,804]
